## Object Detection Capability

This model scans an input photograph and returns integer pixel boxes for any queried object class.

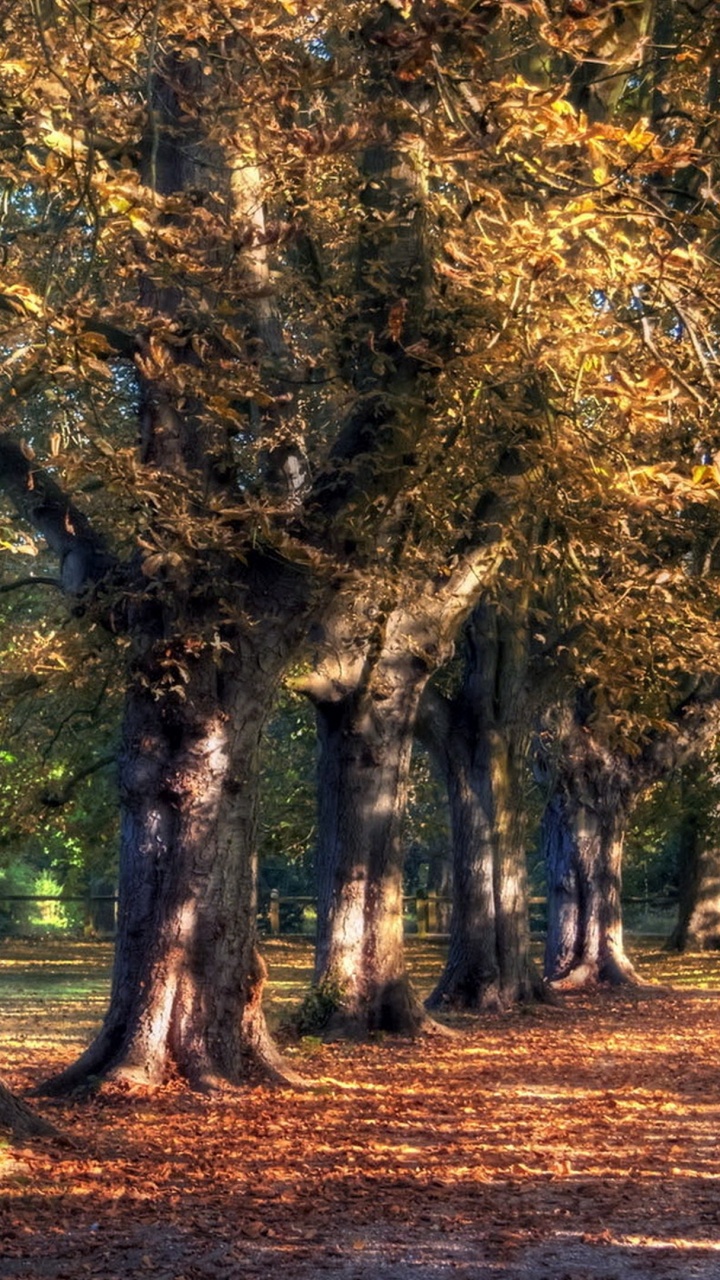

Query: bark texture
[538,683,720,988]
[301,536,500,1036]
[423,602,543,1012]
[541,782,639,987]
[667,768,720,951]
[40,562,308,1093]
[311,642,432,1036]
[0,1079,60,1141]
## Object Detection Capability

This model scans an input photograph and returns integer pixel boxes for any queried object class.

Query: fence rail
[0,890,678,940]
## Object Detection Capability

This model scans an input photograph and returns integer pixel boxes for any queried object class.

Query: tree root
[0,1079,66,1143]
[35,1018,305,1097]
[549,950,661,992]
[427,958,552,1013]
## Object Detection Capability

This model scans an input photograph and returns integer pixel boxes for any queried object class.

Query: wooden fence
[0,890,676,939]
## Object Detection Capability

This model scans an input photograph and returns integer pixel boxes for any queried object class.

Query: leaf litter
[1,938,720,1278]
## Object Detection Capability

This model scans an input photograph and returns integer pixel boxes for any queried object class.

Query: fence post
[427,889,439,934]
[416,890,428,935]
[269,889,280,936]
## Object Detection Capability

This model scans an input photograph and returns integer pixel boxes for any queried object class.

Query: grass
[1,932,719,1062]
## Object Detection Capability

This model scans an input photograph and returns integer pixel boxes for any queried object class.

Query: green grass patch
[1,933,719,1060]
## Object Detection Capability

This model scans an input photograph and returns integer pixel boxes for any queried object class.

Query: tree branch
[0,575,62,594]
[0,435,116,594]
[40,753,117,807]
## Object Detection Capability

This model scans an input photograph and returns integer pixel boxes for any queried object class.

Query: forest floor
[1,937,720,1280]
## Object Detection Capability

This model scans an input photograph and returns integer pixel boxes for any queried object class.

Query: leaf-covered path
[1,940,719,1279]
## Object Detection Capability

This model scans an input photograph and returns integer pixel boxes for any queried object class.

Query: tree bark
[0,1078,60,1141]
[311,649,431,1037]
[424,603,543,1011]
[299,533,502,1038]
[40,586,306,1094]
[34,54,314,1094]
[667,768,720,951]
[541,783,640,987]
[537,682,720,987]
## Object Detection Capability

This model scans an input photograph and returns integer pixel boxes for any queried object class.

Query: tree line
[0,0,719,1100]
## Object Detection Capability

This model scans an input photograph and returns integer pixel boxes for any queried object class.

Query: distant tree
[537,683,720,987]
[667,761,720,952]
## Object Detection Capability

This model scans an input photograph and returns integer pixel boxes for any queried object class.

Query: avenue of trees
[1,0,720,1114]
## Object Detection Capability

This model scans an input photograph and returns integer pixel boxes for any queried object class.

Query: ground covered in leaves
[1,938,720,1279]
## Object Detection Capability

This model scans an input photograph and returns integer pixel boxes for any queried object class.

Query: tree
[537,677,720,987]
[297,550,499,1036]
[537,689,646,987]
[667,760,720,952]
[421,595,543,1011]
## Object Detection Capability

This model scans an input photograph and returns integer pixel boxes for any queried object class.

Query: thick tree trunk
[541,781,641,987]
[40,611,302,1094]
[427,726,541,1010]
[32,61,313,1095]
[311,653,430,1037]
[424,604,543,1011]
[538,685,720,985]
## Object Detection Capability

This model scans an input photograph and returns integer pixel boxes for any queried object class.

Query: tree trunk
[34,58,313,1095]
[301,540,495,1039]
[667,776,720,950]
[40,586,306,1094]
[538,683,720,985]
[311,651,431,1037]
[0,1079,61,1141]
[425,604,543,1011]
[541,776,642,987]
[427,723,542,1009]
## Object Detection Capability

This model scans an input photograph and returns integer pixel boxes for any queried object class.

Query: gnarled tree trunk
[538,681,720,986]
[541,783,640,987]
[41,586,307,1094]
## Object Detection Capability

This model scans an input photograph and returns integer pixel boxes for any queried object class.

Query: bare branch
[0,435,115,594]
[0,575,62,594]
[40,752,117,807]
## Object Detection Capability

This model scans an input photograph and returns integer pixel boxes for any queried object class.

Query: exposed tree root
[36,1018,305,1097]
[549,950,659,992]
[316,975,451,1042]
[37,944,305,1096]
[427,959,552,1014]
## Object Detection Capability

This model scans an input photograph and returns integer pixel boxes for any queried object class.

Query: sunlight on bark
[326,882,367,986]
